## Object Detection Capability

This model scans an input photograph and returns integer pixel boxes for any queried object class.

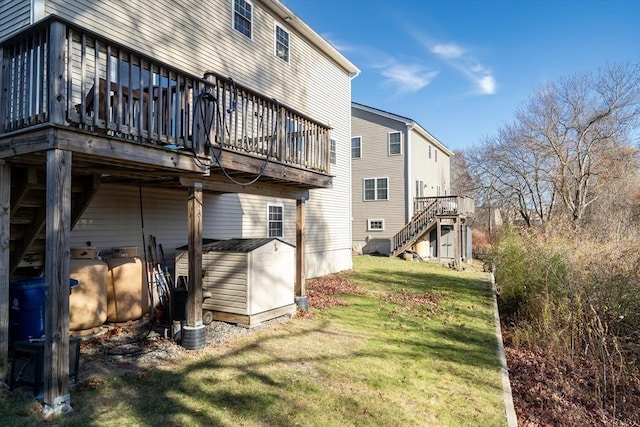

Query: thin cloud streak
[413,31,498,95]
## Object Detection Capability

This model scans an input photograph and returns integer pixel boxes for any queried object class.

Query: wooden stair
[389,198,440,258]
[9,166,100,277]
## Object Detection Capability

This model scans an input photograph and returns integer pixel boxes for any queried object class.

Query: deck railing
[0,17,331,173]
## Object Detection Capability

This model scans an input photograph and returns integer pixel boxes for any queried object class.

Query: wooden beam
[187,183,203,326]
[213,149,332,188]
[295,198,306,297]
[0,161,10,381]
[43,149,72,415]
[180,176,310,200]
[453,217,460,271]
[436,217,442,263]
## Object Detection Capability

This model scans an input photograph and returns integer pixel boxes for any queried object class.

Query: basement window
[367,219,385,231]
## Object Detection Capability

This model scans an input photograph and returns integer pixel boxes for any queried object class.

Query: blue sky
[282,0,640,151]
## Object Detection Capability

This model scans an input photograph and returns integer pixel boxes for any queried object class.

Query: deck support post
[436,217,442,263]
[43,149,72,416]
[183,183,205,349]
[0,161,9,382]
[295,197,307,310]
[453,217,461,271]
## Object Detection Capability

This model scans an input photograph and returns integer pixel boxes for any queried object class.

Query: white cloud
[431,43,465,59]
[412,31,498,96]
[380,63,439,93]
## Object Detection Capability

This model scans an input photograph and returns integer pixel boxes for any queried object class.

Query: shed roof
[176,238,293,253]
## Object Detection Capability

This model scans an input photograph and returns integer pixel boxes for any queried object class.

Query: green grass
[0,256,506,426]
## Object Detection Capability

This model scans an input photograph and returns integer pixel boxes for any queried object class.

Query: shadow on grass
[1,263,504,425]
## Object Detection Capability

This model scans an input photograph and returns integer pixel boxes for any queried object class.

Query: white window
[274,24,290,62]
[233,0,252,39]
[364,177,388,201]
[436,185,441,196]
[351,136,362,159]
[330,139,336,164]
[429,145,432,159]
[367,219,385,231]
[415,180,424,198]
[267,204,283,238]
[435,149,438,162]
[388,131,402,155]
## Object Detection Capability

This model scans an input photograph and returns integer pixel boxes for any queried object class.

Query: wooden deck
[0,16,333,191]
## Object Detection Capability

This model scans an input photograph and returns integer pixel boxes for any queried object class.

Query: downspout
[405,124,412,222]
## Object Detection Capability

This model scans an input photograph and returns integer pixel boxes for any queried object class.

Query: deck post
[0,161,9,382]
[295,197,307,310]
[453,216,461,271]
[48,21,67,126]
[43,149,72,416]
[436,217,442,263]
[183,183,205,349]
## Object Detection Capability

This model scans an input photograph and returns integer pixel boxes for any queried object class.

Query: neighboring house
[0,0,358,412]
[351,102,473,261]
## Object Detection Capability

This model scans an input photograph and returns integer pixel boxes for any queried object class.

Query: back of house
[1,0,358,278]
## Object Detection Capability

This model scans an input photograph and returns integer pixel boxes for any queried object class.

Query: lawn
[0,256,506,426]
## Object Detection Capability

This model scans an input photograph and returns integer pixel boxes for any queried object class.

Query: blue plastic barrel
[9,278,80,344]
[9,278,47,342]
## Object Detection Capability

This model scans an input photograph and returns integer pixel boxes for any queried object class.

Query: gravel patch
[77,314,294,379]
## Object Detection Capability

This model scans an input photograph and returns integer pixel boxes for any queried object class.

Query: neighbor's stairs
[10,166,99,277]
[389,199,440,258]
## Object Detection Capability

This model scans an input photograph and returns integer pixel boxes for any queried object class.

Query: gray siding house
[0,0,358,412]
[351,102,473,260]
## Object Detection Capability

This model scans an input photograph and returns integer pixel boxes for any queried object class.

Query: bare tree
[466,63,640,230]
[519,63,640,224]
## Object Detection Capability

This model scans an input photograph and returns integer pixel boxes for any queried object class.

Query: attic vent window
[275,24,290,62]
[234,0,252,39]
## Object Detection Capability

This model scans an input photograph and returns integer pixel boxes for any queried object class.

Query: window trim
[274,23,290,63]
[267,203,284,238]
[363,177,389,201]
[367,218,385,231]
[232,0,253,39]
[351,136,362,159]
[388,131,402,156]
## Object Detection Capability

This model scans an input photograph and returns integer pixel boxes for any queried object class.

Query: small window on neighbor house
[429,145,432,159]
[415,180,424,198]
[330,139,337,164]
[351,136,362,159]
[367,219,385,231]
[364,177,388,201]
[435,149,438,162]
[388,131,401,155]
[233,0,252,39]
[274,24,290,62]
[267,204,283,238]
[436,185,441,196]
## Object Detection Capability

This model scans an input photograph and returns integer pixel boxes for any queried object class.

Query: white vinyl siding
[0,0,31,38]
[388,131,402,155]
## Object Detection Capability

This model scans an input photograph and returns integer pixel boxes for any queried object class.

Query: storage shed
[175,238,297,327]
